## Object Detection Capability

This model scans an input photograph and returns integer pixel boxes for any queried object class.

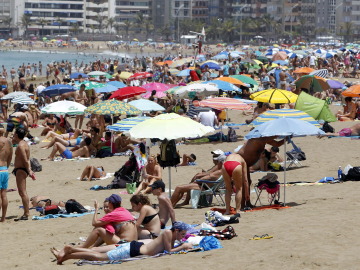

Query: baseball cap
[213,154,226,162]
[211,149,224,156]
[149,180,165,190]
[106,194,122,204]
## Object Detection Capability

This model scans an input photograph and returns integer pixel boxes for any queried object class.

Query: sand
[1,103,360,270]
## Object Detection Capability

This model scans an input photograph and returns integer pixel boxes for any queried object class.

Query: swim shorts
[106,242,131,261]
[0,166,9,189]
[339,128,352,137]
[61,149,73,159]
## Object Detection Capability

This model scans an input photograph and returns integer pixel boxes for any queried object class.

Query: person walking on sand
[0,126,12,222]
[12,127,36,221]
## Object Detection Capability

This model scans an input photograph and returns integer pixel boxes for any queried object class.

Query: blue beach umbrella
[128,99,165,112]
[40,84,76,97]
[108,116,150,132]
[212,54,228,60]
[201,80,240,92]
[70,72,88,79]
[273,60,288,65]
[95,84,118,93]
[176,69,191,77]
[108,81,126,88]
[245,117,325,206]
[200,62,221,70]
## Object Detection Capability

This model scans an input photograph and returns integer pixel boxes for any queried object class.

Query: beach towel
[77,173,113,181]
[243,205,291,212]
[32,211,94,220]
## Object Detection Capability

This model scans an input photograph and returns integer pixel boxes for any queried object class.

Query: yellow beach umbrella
[118,72,133,80]
[250,89,298,104]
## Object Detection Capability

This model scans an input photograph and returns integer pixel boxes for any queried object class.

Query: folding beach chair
[191,176,225,208]
[285,138,306,169]
[254,173,280,206]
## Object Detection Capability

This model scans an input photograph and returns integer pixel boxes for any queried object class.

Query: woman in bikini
[41,114,58,136]
[130,194,161,239]
[79,165,106,181]
[222,153,248,215]
[134,155,162,195]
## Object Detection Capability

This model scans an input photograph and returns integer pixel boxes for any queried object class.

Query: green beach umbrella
[230,75,259,86]
[75,81,106,90]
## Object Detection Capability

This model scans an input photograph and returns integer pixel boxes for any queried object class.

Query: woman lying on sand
[50,222,192,264]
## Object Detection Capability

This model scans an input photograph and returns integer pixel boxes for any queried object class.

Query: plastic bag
[199,236,223,251]
[190,190,201,209]
[126,182,137,194]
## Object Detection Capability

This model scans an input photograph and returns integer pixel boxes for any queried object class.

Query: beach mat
[32,211,94,220]
[244,205,291,212]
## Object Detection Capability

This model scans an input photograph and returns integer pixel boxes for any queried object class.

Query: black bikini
[130,241,144,257]
[142,213,158,225]
[12,167,29,176]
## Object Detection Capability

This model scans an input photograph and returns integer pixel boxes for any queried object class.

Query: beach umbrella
[109,86,147,100]
[315,49,327,54]
[273,60,288,66]
[128,99,165,112]
[108,116,150,132]
[117,71,133,80]
[201,80,240,92]
[230,75,259,86]
[251,109,320,127]
[212,54,229,60]
[11,95,35,105]
[250,89,298,104]
[215,77,245,86]
[41,100,86,115]
[293,67,315,74]
[295,75,330,93]
[75,81,106,90]
[94,84,119,93]
[172,83,219,99]
[1,91,34,100]
[342,85,360,97]
[272,51,288,61]
[70,72,88,79]
[88,71,109,76]
[245,117,325,205]
[108,81,127,88]
[40,84,77,97]
[327,80,345,89]
[85,99,141,115]
[200,61,221,70]
[141,82,174,92]
[142,90,167,99]
[130,113,214,196]
[193,97,252,111]
[169,58,193,68]
[128,72,153,81]
[309,69,329,78]
[256,56,269,63]
[165,86,182,95]
[176,69,191,77]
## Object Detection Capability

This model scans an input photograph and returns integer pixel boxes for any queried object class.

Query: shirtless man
[279,69,288,90]
[321,122,360,137]
[0,89,8,120]
[51,222,192,264]
[12,128,36,221]
[114,134,140,153]
[336,97,356,121]
[10,67,16,83]
[5,106,29,138]
[237,136,285,208]
[45,137,92,160]
[0,76,8,91]
[0,126,12,221]
[74,84,88,129]
[150,180,176,228]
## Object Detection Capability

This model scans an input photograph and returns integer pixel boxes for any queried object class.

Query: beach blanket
[32,211,94,220]
[244,205,291,212]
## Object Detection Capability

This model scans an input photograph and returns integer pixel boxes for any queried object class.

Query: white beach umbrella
[41,100,86,115]
[173,83,219,99]
[11,95,35,104]
[1,91,34,100]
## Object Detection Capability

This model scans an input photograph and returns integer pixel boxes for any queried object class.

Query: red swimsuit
[223,161,241,177]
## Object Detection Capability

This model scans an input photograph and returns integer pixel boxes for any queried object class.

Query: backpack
[110,154,140,188]
[227,127,237,142]
[343,167,360,181]
[65,199,88,214]
[321,121,335,133]
[30,158,42,172]
[157,139,180,168]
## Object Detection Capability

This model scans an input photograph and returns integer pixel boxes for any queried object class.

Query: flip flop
[250,234,273,240]
[14,215,29,221]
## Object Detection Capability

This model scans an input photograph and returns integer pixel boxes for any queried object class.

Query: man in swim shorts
[45,137,92,160]
[0,127,12,222]
[12,128,36,221]
[51,221,193,264]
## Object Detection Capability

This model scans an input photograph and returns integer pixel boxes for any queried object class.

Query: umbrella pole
[168,167,172,198]
[283,138,287,206]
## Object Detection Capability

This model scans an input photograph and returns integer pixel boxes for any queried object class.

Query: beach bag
[65,199,88,214]
[199,236,223,251]
[30,158,42,172]
[343,166,360,181]
[157,139,180,168]
[43,205,61,215]
[227,127,237,142]
[268,162,283,171]
[321,121,335,133]
[126,182,137,194]
[96,149,113,158]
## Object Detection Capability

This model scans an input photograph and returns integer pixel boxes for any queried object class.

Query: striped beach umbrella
[193,97,252,111]
[1,91,34,100]
[11,95,35,104]
[107,116,150,132]
[251,109,320,127]
[309,69,329,78]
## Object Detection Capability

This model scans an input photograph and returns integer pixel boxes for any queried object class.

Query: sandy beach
[1,102,360,269]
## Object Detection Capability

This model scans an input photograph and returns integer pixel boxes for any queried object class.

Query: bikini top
[142,213,158,225]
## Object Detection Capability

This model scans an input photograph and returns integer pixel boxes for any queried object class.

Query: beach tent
[295,92,336,122]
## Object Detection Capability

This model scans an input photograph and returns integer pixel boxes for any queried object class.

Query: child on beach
[150,180,176,229]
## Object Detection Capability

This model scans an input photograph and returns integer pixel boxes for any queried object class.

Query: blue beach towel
[32,211,94,220]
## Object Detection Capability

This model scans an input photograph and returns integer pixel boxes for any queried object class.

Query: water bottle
[338,166,342,180]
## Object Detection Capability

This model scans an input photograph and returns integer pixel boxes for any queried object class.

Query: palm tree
[219,19,237,42]
[135,13,145,34]
[89,25,96,36]
[3,17,12,36]
[206,18,222,41]
[95,13,105,34]
[340,22,354,44]
[144,17,154,40]
[70,22,80,35]
[38,18,47,36]
[123,20,132,40]
[106,17,115,35]
[55,17,64,35]
[21,14,31,38]
[159,24,172,41]
[114,23,122,38]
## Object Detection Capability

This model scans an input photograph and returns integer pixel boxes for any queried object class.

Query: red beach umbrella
[109,86,147,100]
[128,72,153,81]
